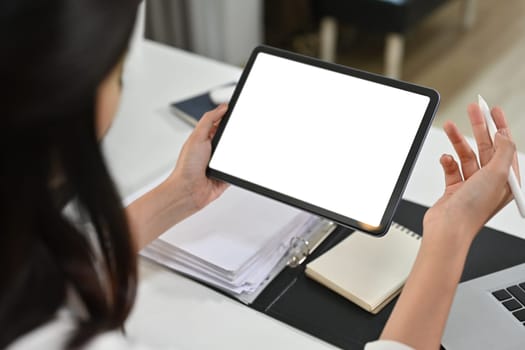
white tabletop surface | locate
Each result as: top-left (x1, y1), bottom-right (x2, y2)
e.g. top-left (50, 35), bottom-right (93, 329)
top-left (102, 40), bottom-right (525, 349)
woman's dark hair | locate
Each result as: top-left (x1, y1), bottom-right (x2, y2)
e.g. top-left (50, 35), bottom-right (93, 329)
top-left (1, 0), bottom-right (140, 348)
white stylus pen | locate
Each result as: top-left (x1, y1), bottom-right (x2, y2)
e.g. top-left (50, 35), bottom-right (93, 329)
top-left (478, 94), bottom-right (525, 218)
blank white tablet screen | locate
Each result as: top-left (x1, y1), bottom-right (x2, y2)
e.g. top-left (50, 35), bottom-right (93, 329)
top-left (209, 53), bottom-right (430, 227)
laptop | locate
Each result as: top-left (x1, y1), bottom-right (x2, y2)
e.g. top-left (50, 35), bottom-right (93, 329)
top-left (442, 262), bottom-right (525, 349)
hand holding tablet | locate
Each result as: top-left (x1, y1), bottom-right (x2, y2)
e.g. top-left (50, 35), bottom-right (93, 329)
top-left (207, 46), bottom-right (439, 235)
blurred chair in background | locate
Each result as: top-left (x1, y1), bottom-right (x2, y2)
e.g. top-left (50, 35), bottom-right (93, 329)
top-left (264, 0), bottom-right (317, 51)
top-left (314, 0), bottom-right (477, 79)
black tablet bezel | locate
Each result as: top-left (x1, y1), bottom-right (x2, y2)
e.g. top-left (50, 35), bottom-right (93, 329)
top-left (207, 45), bottom-right (439, 235)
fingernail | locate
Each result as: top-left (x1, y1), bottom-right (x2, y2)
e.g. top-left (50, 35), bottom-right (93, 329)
top-left (440, 153), bottom-right (452, 164)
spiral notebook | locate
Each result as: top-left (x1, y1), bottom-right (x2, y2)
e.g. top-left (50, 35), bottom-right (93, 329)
top-left (305, 223), bottom-right (421, 314)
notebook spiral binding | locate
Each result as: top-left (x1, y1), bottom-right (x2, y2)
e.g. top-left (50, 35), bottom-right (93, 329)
top-left (286, 221), bottom-right (419, 268)
top-left (392, 222), bottom-right (421, 240)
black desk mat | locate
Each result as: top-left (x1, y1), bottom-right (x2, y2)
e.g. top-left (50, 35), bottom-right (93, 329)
top-left (250, 199), bottom-right (525, 349)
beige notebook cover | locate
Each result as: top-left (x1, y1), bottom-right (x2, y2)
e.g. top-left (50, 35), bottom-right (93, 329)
top-left (305, 223), bottom-right (421, 314)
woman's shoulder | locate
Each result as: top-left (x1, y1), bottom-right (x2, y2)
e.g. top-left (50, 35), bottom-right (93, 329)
top-left (7, 308), bottom-right (165, 350)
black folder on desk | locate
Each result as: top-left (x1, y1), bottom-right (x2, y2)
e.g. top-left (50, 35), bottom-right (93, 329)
top-left (245, 199), bottom-right (525, 349)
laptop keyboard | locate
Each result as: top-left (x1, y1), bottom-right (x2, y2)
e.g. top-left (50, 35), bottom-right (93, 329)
top-left (492, 282), bottom-right (525, 325)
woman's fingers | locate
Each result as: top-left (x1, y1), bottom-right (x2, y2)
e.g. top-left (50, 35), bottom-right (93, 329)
top-left (193, 104), bottom-right (227, 141)
top-left (491, 106), bottom-right (520, 181)
top-left (440, 154), bottom-right (463, 188)
top-left (487, 130), bottom-right (516, 180)
top-left (467, 103), bottom-right (494, 166)
top-left (491, 107), bottom-right (510, 133)
top-left (444, 120), bottom-right (480, 179)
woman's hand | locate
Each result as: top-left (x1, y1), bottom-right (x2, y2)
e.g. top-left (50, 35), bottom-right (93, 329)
top-left (127, 105), bottom-right (229, 249)
top-left (380, 104), bottom-right (519, 349)
top-left (168, 104), bottom-right (229, 211)
top-left (423, 104), bottom-right (519, 246)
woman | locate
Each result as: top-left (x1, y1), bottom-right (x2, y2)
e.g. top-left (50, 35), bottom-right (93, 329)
top-left (2, 1), bottom-right (227, 348)
top-left (1, 1), bottom-right (520, 349)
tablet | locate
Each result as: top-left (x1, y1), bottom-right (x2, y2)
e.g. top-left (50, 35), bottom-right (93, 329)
top-left (208, 46), bottom-right (439, 235)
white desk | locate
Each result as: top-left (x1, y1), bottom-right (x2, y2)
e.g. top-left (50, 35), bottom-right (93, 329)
top-left (102, 40), bottom-right (525, 349)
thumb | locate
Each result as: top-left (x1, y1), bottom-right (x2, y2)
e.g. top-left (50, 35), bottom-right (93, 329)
top-left (488, 130), bottom-right (516, 173)
top-left (193, 104), bottom-right (228, 141)
top-left (440, 154), bottom-right (462, 188)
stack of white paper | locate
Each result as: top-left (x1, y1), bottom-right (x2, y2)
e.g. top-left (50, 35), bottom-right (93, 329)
top-left (140, 185), bottom-right (330, 303)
